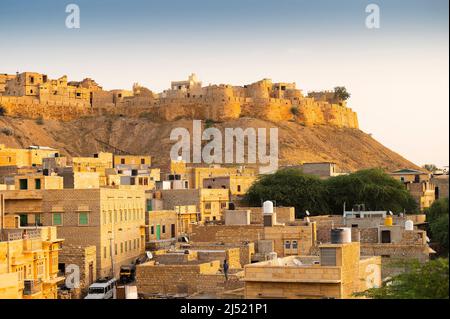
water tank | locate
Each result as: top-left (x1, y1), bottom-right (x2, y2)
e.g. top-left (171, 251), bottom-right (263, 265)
top-left (331, 228), bottom-right (352, 244)
top-left (405, 220), bottom-right (414, 231)
top-left (267, 252), bottom-right (277, 260)
top-left (263, 201), bottom-right (274, 214)
top-left (384, 216), bottom-right (393, 226)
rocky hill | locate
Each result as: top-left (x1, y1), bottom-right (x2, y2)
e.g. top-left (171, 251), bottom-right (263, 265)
top-left (0, 115), bottom-right (419, 172)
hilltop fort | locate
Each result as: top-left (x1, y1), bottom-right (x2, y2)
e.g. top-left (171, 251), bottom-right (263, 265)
top-left (0, 72), bottom-right (358, 128)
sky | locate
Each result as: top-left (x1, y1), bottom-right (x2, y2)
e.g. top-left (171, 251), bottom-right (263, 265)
top-left (0, 0), bottom-right (448, 167)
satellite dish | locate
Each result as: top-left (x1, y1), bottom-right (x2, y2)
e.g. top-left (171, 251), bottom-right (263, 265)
top-left (146, 251), bottom-right (153, 260)
top-left (305, 210), bottom-right (310, 216)
top-left (426, 236), bottom-right (430, 243)
top-left (388, 211), bottom-right (393, 216)
top-left (293, 258), bottom-right (303, 266)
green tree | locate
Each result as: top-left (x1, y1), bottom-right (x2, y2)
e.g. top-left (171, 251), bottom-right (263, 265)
top-left (334, 86), bottom-right (351, 101)
top-left (325, 169), bottom-right (417, 214)
top-left (426, 198), bottom-right (449, 256)
top-left (244, 168), bottom-right (329, 216)
top-left (357, 258), bottom-right (449, 299)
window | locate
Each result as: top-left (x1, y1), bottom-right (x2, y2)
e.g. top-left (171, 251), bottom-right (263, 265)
top-left (78, 212), bottom-right (89, 225)
top-left (151, 226), bottom-right (154, 235)
top-left (19, 214), bottom-right (28, 227)
top-left (35, 214), bottom-right (42, 226)
top-left (162, 225), bottom-right (166, 233)
top-left (35, 179), bottom-right (41, 190)
top-left (121, 158), bottom-right (125, 164)
top-left (120, 242), bottom-right (123, 253)
top-left (292, 240), bottom-right (298, 249)
top-left (220, 202), bottom-right (227, 209)
top-left (37, 261), bottom-right (44, 277)
top-left (115, 244), bottom-right (118, 255)
top-left (109, 211), bottom-right (112, 224)
top-left (284, 240), bottom-right (291, 249)
top-left (104, 246), bottom-right (107, 259)
top-left (237, 185), bottom-right (241, 192)
top-left (320, 248), bottom-right (337, 266)
top-left (53, 213), bottom-right (62, 226)
top-left (147, 200), bottom-right (152, 211)
top-left (141, 158), bottom-right (145, 164)
top-left (204, 203), bottom-right (211, 210)
top-left (17, 266), bottom-right (24, 281)
top-left (19, 179), bottom-right (28, 190)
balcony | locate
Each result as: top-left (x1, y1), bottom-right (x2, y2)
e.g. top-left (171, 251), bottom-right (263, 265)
top-left (23, 279), bottom-right (42, 297)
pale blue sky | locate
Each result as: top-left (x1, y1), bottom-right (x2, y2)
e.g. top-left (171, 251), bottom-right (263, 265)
top-left (0, 0), bottom-right (448, 167)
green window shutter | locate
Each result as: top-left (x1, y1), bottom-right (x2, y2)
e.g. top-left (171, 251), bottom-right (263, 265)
top-left (53, 213), bottom-right (62, 226)
top-left (147, 200), bottom-right (152, 211)
top-left (79, 213), bottom-right (89, 225)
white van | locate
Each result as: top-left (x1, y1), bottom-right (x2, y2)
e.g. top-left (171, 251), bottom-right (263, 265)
top-left (85, 278), bottom-right (117, 299)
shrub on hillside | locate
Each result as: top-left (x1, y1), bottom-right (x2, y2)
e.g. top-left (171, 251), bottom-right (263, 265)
top-left (1, 127), bottom-right (14, 136)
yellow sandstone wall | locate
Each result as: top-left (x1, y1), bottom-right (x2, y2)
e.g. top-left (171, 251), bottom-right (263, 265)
top-left (0, 90), bottom-right (358, 129)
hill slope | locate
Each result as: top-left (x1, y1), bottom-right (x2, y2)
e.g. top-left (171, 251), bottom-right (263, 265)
top-left (0, 116), bottom-right (419, 172)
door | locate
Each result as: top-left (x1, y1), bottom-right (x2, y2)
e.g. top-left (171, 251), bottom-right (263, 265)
top-left (20, 214), bottom-right (28, 227)
top-left (89, 262), bottom-right (94, 285)
top-left (171, 224), bottom-right (176, 238)
top-left (381, 230), bottom-right (391, 243)
top-left (156, 225), bottom-right (161, 240)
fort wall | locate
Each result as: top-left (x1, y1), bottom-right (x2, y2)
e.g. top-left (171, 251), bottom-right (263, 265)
top-left (0, 72), bottom-right (359, 128)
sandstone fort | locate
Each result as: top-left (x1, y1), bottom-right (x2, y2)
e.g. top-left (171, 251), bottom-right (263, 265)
top-left (0, 72), bottom-right (358, 128)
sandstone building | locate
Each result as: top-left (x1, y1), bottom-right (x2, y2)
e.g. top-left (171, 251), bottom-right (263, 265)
top-left (0, 212), bottom-right (64, 299)
top-left (243, 241), bottom-right (381, 299)
top-left (0, 188), bottom-right (147, 289)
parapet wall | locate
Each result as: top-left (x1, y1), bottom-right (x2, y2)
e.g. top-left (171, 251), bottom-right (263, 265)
top-left (0, 96), bottom-right (91, 121)
top-left (0, 84), bottom-right (358, 128)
